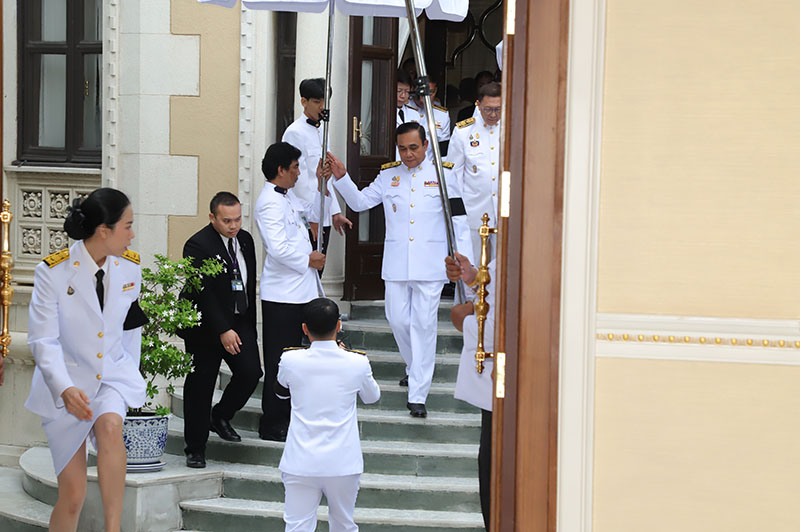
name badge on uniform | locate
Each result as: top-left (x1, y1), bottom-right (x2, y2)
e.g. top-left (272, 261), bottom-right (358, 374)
top-left (391, 176), bottom-right (401, 187)
top-left (122, 282), bottom-right (135, 291)
top-left (424, 180), bottom-right (439, 187)
top-left (231, 279), bottom-right (244, 292)
top-left (470, 140), bottom-right (480, 147)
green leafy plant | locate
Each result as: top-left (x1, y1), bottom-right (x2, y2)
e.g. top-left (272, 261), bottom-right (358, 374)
top-left (132, 254), bottom-right (222, 415)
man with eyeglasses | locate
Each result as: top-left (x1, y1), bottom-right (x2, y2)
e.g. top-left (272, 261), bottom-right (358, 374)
top-left (446, 81), bottom-right (502, 260)
top-left (396, 69), bottom-right (414, 128)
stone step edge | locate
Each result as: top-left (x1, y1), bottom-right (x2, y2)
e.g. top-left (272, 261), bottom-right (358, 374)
top-left (0, 467), bottom-right (50, 528)
top-left (180, 497), bottom-right (484, 528)
top-left (342, 320), bottom-right (460, 335)
top-left (217, 371), bottom-right (460, 395)
top-left (167, 416), bottom-right (479, 458)
top-left (171, 388), bottom-right (481, 427)
top-left (217, 350), bottom-right (462, 369)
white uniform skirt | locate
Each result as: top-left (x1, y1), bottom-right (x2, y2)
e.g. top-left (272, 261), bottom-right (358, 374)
top-left (42, 384), bottom-right (127, 477)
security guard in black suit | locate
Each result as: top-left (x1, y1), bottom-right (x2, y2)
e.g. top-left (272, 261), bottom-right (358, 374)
top-left (179, 192), bottom-right (263, 468)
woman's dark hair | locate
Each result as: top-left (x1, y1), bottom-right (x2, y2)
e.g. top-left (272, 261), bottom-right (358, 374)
top-left (63, 188), bottom-right (131, 240)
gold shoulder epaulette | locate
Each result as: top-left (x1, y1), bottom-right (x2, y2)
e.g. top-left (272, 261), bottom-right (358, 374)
top-left (433, 104), bottom-right (448, 112)
top-left (442, 161), bottom-right (454, 169)
top-left (283, 346), bottom-right (309, 352)
top-left (406, 103), bottom-right (419, 112)
top-left (42, 249), bottom-right (69, 268)
top-left (343, 347), bottom-right (367, 356)
top-left (381, 161), bottom-right (402, 171)
top-left (456, 117), bottom-right (475, 129)
top-left (122, 249), bottom-right (140, 264)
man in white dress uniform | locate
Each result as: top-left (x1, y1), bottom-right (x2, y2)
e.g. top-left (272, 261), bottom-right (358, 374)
top-left (282, 78), bottom-right (351, 259)
top-left (445, 252), bottom-right (495, 531)
top-left (276, 298), bottom-right (380, 531)
top-left (408, 75), bottom-right (452, 157)
top-left (446, 81), bottom-right (502, 262)
top-left (329, 122), bottom-right (472, 418)
top-left (255, 141), bottom-right (324, 441)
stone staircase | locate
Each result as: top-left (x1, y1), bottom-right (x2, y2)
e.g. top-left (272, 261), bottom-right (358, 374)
top-left (0, 300), bottom-right (484, 531)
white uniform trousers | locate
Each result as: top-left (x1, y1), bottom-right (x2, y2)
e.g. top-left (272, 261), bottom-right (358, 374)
top-left (384, 280), bottom-right (445, 404)
top-left (282, 472), bottom-right (361, 532)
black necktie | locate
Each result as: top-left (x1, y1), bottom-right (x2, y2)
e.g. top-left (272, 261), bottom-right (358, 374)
top-left (95, 270), bottom-right (104, 311)
top-left (228, 238), bottom-right (248, 313)
top-left (399, 108), bottom-right (405, 122)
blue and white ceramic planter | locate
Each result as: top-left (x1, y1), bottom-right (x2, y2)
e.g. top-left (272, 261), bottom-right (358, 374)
top-left (123, 414), bottom-right (169, 465)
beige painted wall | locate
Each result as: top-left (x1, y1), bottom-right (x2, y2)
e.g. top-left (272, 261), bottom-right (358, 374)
top-left (168, 0), bottom-right (240, 259)
top-left (598, 0), bottom-right (800, 319)
top-left (593, 357), bottom-right (800, 532)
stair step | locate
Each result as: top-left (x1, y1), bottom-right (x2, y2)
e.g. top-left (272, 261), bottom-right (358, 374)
top-left (219, 368), bottom-right (475, 413)
top-left (218, 351), bottom-right (461, 392)
top-left (166, 417), bottom-right (479, 478)
top-left (340, 320), bottom-right (463, 354)
top-left (348, 300), bottom-right (455, 322)
top-left (171, 389), bottom-right (480, 444)
top-left (219, 464), bottom-right (479, 513)
top-left (0, 467), bottom-right (50, 531)
top-left (180, 497), bottom-right (484, 531)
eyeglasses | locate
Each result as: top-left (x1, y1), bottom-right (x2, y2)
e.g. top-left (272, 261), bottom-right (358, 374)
top-left (397, 88), bottom-right (410, 95)
top-left (482, 107), bottom-right (502, 115)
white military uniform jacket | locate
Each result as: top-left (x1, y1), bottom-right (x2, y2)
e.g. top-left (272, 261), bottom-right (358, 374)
top-left (447, 116), bottom-right (500, 231)
top-left (333, 160), bottom-right (473, 282)
top-left (26, 241), bottom-right (146, 421)
top-left (281, 115), bottom-right (341, 227)
top-left (255, 183), bottom-right (321, 304)
top-left (454, 259), bottom-right (496, 412)
top-left (278, 340), bottom-right (380, 476)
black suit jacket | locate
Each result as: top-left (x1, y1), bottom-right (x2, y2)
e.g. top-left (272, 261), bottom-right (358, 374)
top-left (179, 224), bottom-right (258, 343)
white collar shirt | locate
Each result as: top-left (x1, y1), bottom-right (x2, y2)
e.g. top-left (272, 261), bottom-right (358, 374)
top-left (218, 233), bottom-right (248, 296)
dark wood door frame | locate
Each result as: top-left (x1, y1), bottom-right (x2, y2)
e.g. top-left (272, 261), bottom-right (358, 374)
top-left (492, 0), bottom-right (570, 530)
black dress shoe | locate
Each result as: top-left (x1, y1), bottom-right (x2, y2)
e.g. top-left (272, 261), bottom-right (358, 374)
top-left (407, 402), bottom-right (427, 418)
top-left (210, 413), bottom-right (242, 442)
top-left (186, 452), bottom-right (206, 469)
top-left (399, 375), bottom-right (409, 387)
top-left (258, 427), bottom-right (287, 442)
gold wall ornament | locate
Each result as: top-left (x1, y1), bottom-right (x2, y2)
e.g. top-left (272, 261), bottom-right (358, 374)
top-left (474, 213), bottom-right (498, 374)
top-left (597, 330), bottom-right (800, 349)
top-left (0, 200), bottom-right (14, 358)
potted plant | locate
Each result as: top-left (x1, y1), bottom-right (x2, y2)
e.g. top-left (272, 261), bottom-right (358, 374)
top-left (123, 254), bottom-right (222, 470)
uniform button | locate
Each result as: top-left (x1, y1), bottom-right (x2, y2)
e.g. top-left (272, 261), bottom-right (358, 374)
top-left (492, 177), bottom-right (496, 181)
top-left (409, 237), bottom-right (414, 241)
top-left (411, 188), bottom-right (416, 192)
top-left (490, 130), bottom-right (494, 134)
top-left (97, 353), bottom-right (103, 359)
top-left (96, 374), bottom-right (102, 380)
top-left (97, 332), bottom-right (103, 338)
top-left (410, 220), bottom-right (415, 224)
top-left (492, 193), bottom-right (496, 197)
top-left (490, 147), bottom-right (495, 150)
top-left (410, 203), bottom-right (415, 208)
top-left (491, 162), bottom-right (496, 165)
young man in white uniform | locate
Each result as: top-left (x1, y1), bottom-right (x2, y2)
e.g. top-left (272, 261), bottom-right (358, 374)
top-left (409, 76), bottom-right (452, 157)
top-left (282, 78), bottom-right (351, 258)
top-left (446, 81), bottom-right (502, 261)
top-left (328, 122), bottom-right (472, 418)
top-left (254, 142), bottom-right (324, 441)
top-left (276, 298), bottom-right (380, 532)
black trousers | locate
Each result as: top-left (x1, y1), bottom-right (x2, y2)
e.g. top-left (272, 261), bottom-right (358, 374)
top-left (479, 408), bottom-right (492, 530)
top-left (260, 300), bottom-right (307, 433)
top-left (183, 314), bottom-right (262, 455)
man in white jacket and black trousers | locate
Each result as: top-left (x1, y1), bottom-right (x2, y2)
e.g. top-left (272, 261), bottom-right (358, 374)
top-left (275, 297), bottom-right (381, 532)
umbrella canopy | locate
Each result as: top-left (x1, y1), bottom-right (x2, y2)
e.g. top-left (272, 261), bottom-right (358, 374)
top-left (198, 0), bottom-right (467, 21)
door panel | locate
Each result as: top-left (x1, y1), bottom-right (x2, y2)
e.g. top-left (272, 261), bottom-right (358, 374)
top-left (344, 16), bottom-right (398, 300)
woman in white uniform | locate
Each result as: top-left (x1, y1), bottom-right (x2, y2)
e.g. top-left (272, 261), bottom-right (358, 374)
top-left (25, 188), bottom-right (147, 532)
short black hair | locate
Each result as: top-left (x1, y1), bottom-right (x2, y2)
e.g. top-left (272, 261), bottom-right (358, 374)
top-left (262, 142), bottom-right (302, 181)
top-left (303, 298), bottom-right (340, 337)
top-left (475, 70), bottom-right (495, 84)
top-left (397, 69), bottom-right (412, 87)
top-left (210, 192), bottom-right (240, 215)
top-left (478, 81), bottom-right (502, 100)
top-left (299, 78), bottom-right (327, 100)
top-left (396, 121), bottom-right (426, 144)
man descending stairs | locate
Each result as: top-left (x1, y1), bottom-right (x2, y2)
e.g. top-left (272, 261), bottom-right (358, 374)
top-left (0, 299), bottom-right (484, 531)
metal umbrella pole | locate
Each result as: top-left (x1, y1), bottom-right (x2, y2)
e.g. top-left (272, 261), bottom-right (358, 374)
top-left (403, 0), bottom-right (467, 303)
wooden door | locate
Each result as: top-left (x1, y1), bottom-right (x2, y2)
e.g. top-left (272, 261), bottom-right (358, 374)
top-left (343, 16), bottom-right (398, 300)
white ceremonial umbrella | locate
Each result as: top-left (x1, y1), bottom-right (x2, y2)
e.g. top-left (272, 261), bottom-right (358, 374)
top-left (199, 0), bottom-right (470, 298)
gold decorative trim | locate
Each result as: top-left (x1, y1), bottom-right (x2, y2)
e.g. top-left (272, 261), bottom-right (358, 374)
top-left (597, 332), bottom-right (800, 349)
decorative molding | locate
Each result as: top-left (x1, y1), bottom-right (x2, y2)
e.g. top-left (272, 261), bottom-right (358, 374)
top-left (103, 0), bottom-right (120, 187)
top-left (596, 313), bottom-right (800, 365)
top-left (238, 7), bottom-right (256, 222)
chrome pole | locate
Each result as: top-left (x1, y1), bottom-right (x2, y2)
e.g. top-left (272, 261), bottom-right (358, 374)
top-left (403, 0), bottom-right (467, 302)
